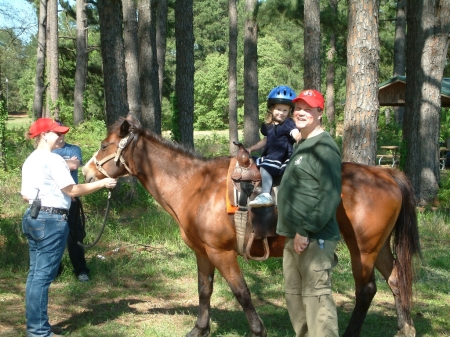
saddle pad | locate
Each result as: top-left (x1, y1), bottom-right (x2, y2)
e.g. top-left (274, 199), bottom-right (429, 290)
top-left (226, 158), bottom-right (239, 214)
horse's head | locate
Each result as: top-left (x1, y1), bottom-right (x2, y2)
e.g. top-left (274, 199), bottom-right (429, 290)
top-left (82, 115), bottom-right (141, 182)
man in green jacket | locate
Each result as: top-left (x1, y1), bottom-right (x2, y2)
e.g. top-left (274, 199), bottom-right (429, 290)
top-left (277, 89), bottom-right (342, 337)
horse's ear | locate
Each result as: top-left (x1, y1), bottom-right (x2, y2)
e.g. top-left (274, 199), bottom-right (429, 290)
top-left (126, 114), bottom-right (142, 134)
top-left (119, 119), bottom-right (131, 136)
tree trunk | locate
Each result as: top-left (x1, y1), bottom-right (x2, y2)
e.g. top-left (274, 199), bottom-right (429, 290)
top-left (33, 0), bottom-right (47, 120)
top-left (97, 0), bottom-right (129, 127)
top-left (325, 0), bottom-right (337, 137)
top-left (123, 0), bottom-right (142, 120)
top-left (175, 0), bottom-right (195, 148)
top-left (403, 0), bottom-right (450, 205)
top-left (243, 0), bottom-right (259, 148)
top-left (228, 0), bottom-right (238, 155)
top-left (74, 0), bottom-right (88, 125)
top-left (47, 0), bottom-right (59, 119)
top-left (98, 0), bottom-right (136, 200)
top-left (304, 0), bottom-right (321, 90)
top-left (138, 0), bottom-right (162, 134)
top-left (156, 0), bottom-right (168, 105)
top-left (342, 0), bottom-right (380, 165)
top-left (393, 0), bottom-right (407, 126)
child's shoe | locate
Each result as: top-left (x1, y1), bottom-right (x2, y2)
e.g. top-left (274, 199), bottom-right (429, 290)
top-left (248, 193), bottom-right (274, 207)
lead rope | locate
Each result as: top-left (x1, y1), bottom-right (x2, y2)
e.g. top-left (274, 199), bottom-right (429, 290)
top-left (77, 190), bottom-right (113, 249)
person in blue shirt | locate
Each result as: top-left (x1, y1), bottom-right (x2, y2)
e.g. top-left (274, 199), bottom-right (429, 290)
top-left (246, 86), bottom-right (301, 207)
top-left (52, 120), bottom-right (90, 282)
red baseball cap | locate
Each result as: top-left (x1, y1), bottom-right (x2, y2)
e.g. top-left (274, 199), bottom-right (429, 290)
top-left (292, 89), bottom-right (324, 110)
top-left (29, 118), bottom-right (70, 138)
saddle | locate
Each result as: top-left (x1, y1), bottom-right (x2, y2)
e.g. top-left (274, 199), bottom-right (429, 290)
top-left (230, 141), bottom-right (279, 261)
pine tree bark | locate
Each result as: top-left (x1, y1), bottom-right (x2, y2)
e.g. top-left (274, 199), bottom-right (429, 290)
top-left (342, 0), bottom-right (380, 165)
top-left (156, 0), bottom-right (168, 105)
top-left (74, 0), bottom-right (88, 125)
top-left (33, 0), bottom-right (47, 120)
top-left (403, 0), bottom-right (450, 205)
top-left (304, 0), bottom-right (321, 90)
top-left (47, 0), bottom-right (59, 119)
top-left (97, 0), bottom-right (129, 127)
top-left (123, 0), bottom-right (141, 120)
top-left (243, 0), bottom-right (259, 148)
top-left (228, 0), bottom-right (238, 155)
top-left (138, 0), bottom-right (162, 134)
top-left (175, 0), bottom-right (195, 148)
top-left (325, 0), bottom-right (337, 137)
top-left (393, 0), bottom-right (407, 126)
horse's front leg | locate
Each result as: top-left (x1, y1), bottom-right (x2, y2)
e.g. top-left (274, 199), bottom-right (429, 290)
top-left (187, 253), bottom-right (216, 337)
top-left (209, 249), bottom-right (267, 337)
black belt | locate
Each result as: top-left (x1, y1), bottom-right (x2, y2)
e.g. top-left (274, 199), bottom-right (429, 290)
top-left (40, 206), bottom-right (69, 215)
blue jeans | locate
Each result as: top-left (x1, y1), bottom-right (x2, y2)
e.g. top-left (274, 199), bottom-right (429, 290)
top-left (22, 208), bottom-right (69, 337)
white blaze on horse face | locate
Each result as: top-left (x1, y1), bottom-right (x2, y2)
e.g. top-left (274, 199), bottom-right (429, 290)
top-left (82, 151), bottom-right (99, 181)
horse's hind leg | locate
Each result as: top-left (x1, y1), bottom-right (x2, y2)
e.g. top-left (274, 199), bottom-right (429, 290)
top-left (187, 253), bottom-right (216, 337)
top-left (342, 253), bottom-right (377, 337)
top-left (375, 243), bottom-right (416, 337)
top-left (209, 249), bottom-right (267, 337)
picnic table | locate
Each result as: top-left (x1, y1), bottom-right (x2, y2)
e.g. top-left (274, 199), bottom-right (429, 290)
top-left (440, 147), bottom-right (450, 170)
top-left (377, 146), bottom-right (400, 167)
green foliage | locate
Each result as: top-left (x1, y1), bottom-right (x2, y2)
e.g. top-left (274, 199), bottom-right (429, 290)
top-left (193, 0), bottom-right (229, 60)
top-left (194, 53), bottom-right (229, 130)
top-left (4, 123), bottom-right (34, 170)
top-left (439, 108), bottom-right (450, 145)
top-left (0, 100), bottom-right (7, 169)
top-left (194, 133), bottom-right (230, 157)
top-left (377, 110), bottom-right (402, 147)
top-left (0, 26), bottom-right (35, 114)
top-left (437, 175), bottom-right (450, 210)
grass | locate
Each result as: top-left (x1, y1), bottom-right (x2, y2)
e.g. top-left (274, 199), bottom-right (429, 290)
top-left (5, 113), bottom-right (31, 128)
top-left (1, 122), bottom-right (450, 336)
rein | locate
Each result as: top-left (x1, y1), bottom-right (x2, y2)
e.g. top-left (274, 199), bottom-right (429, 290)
top-left (77, 190), bottom-right (113, 249)
top-left (81, 132), bottom-right (134, 248)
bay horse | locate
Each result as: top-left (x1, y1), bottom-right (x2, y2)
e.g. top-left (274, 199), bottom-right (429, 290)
top-left (82, 116), bottom-right (421, 337)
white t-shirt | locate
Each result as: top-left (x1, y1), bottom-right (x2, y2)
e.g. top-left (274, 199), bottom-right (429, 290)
top-left (21, 149), bottom-right (75, 209)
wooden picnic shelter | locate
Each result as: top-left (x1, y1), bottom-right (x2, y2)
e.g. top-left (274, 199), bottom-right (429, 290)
top-left (378, 75), bottom-right (450, 107)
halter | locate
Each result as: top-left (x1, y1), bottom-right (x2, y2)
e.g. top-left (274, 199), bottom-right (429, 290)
top-left (94, 133), bottom-right (134, 178)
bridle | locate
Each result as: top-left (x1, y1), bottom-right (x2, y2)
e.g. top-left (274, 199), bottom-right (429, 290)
top-left (80, 132), bottom-right (134, 249)
top-left (94, 132), bottom-right (135, 178)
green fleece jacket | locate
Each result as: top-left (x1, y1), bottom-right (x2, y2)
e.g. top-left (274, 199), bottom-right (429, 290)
top-left (276, 132), bottom-right (341, 241)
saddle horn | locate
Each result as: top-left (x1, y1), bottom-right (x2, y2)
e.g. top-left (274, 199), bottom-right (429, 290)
top-left (233, 141), bottom-right (251, 168)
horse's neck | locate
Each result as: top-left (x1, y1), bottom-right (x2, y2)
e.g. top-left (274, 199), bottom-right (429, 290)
top-left (133, 135), bottom-right (206, 213)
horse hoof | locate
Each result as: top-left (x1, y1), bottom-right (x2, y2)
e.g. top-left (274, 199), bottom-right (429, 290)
top-left (394, 324), bottom-right (416, 337)
top-left (186, 326), bottom-right (210, 337)
top-left (251, 332), bottom-right (267, 337)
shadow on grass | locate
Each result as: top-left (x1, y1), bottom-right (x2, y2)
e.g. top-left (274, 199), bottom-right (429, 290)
top-left (335, 291), bottom-right (433, 337)
top-left (48, 295), bottom-right (434, 337)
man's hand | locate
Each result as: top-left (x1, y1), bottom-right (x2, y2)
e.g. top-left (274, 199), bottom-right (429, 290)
top-left (293, 233), bottom-right (309, 254)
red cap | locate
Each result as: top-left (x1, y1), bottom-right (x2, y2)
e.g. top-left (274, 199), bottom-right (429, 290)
top-left (292, 89), bottom-right (324, 110)
top-left (29, 118), bottom-right (70, 139)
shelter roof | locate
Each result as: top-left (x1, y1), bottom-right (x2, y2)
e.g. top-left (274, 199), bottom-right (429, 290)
top-left (378, 76), bottom-right (450, 107)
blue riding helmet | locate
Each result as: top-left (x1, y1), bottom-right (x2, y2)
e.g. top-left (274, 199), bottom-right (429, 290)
top-left (267, 85), bottom-right (296, 110)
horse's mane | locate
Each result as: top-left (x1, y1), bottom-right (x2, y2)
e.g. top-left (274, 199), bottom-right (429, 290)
top-left (108, 115), bottom-right (226, 163)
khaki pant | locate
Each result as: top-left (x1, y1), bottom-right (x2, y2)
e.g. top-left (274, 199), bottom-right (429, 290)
top-left (283, 237), bottom-right (339, 337)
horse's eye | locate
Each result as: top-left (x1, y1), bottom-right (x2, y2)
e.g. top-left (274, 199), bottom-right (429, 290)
top-left (100, 143), bottom-right (107, 150)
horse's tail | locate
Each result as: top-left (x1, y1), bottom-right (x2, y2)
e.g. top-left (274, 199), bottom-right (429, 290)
top-left (389, 168), bottom-right (422, 312)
